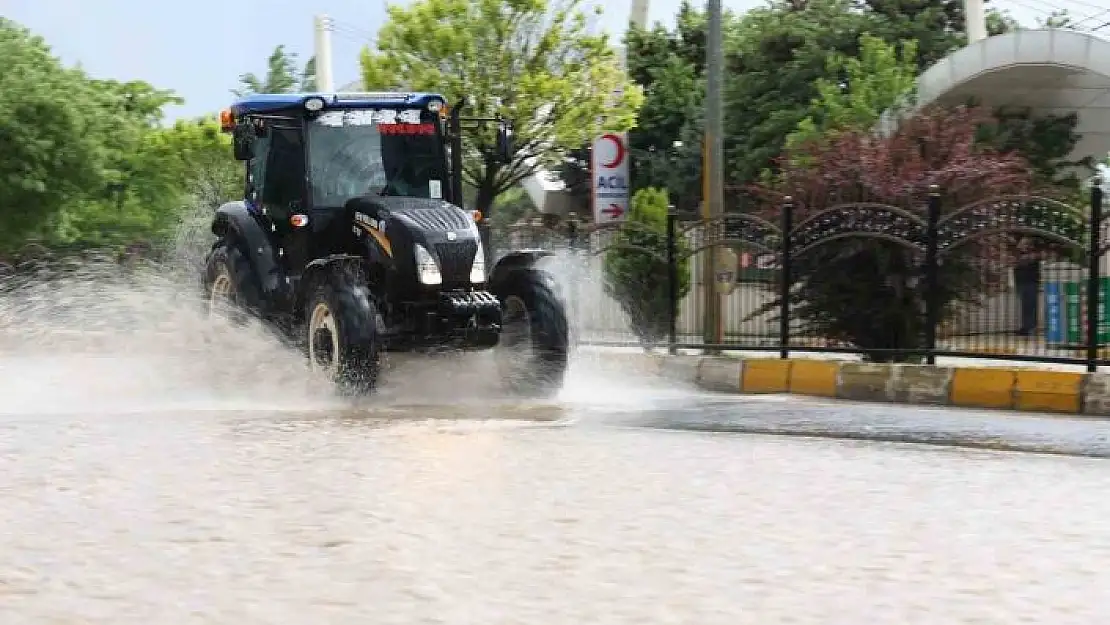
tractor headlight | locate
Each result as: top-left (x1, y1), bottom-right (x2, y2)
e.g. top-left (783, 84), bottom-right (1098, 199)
top-left (414, 244), bottom-right (442, 285)
top-left (470, 239), bottom-right (486, 283)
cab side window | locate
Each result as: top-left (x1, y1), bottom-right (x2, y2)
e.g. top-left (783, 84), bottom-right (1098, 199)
top-left (246, 132), bottom-right (271, 206)
top-left (261, 126), bottom-right (306, 223)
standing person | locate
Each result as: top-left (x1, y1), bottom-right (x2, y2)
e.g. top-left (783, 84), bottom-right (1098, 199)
top-left (1014, 237), bottom-right (1041, 336)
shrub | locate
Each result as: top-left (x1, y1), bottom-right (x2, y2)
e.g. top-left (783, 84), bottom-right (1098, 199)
top-left (603, 187), bottom-right (692, 348)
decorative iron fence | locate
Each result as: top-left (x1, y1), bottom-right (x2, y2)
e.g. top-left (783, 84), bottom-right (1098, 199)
top-left (505, 181), bottom-right (1109, 371)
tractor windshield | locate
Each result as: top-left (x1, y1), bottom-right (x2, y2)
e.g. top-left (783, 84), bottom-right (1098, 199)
top-left (307, 107), bottom-right (448, 208)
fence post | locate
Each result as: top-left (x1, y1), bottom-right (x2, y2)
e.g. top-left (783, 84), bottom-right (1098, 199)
top-left (667, 207), bottom-right (678, 355)
top-left (565, 214), bottom-right (581, 348)
top-left (924, 186), bottom-right (941, 366)
top-left (779, 197), bottom-right (793, 359)
top-left (1087, 178), bottom-right (1104, 373)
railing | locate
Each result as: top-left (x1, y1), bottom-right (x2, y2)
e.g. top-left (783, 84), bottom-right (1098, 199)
top-left (504, 181), bottom-right (1109, 371)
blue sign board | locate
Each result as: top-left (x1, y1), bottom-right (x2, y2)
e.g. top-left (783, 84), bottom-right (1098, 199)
top-left (1044, 282), bottom-right (1063, 344)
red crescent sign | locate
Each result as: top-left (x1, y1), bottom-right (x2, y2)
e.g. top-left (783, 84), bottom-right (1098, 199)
top-left (599, 133), bottom-right (626, 168)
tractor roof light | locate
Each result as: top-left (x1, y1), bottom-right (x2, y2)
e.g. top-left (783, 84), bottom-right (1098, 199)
top-left (304, 96), bottom-right (326, 112)
top-left (427, 99), bottom-right (443, 113)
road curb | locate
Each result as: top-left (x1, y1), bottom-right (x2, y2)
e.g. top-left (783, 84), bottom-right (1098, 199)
top-left (598, 352), bottom-right (1102, 417)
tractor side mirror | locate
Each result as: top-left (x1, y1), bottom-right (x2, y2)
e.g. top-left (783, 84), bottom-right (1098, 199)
top-left (496, 120), bottom-right (514, 164)
top-left (232, 123), bottom-right (256, 161)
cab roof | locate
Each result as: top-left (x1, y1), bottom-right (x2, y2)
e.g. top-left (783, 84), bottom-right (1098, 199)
top-left (229, 92), bottom-right (448, 116)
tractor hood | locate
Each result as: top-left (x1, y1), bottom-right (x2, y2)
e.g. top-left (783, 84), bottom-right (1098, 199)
top-left (343, 196), bottom-right (482, 290)
top-left (343, 196), bottom-right (482, 288)
top-left (345, 196), bottom-right (477, 244)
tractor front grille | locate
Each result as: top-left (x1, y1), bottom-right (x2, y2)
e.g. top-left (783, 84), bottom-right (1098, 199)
top-left (434, 240), bottom-right (478, 284)
top-left (392, 203), bottom-right (474, 231)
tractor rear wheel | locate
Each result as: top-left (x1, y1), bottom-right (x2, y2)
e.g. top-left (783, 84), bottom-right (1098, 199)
top-left (492, 268), bottom-right (569, 397)
top-left (204, 239), bottom-right (262, 324)
top-left (305, 268), bottom-right (382, 395)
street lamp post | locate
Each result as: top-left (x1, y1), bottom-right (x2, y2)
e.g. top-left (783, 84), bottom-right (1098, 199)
top-left (313, 14), bottom-right (335, 92)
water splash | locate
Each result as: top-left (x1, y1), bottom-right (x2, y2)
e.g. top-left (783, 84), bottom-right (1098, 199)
top-left (0, 201), bottom-right (333, 416)
top-left (0, 203), bottom-right (692, 417)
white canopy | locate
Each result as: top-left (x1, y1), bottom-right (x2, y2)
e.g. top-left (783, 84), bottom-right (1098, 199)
top-left (916, 28), bottom-right (1110, 173)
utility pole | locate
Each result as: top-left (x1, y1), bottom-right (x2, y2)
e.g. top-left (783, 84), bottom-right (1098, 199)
top-left (964, 0), bottom-right (987, 43)
top-left (702, 0), bottom-right (724, 351)
top-left (629, 0), bottom-right (650, 29)
top-left (314, 14), bottom-right (335, 92)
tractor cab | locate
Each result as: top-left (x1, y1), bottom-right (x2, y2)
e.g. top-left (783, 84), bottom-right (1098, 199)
top-left (218, 92), bottom-right (510, 273)
top-left (222, 92), bottom-right (452, 204)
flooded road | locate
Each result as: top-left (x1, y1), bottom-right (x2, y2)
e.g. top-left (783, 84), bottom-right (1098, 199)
top-left (3, 353), bottom-right (1110, 624)
top-left (4, 263), bottom-right (1110, 623)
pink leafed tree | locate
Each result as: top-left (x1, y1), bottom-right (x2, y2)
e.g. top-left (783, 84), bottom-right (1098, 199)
top-left (745, 104), bottom-right (1080, 362)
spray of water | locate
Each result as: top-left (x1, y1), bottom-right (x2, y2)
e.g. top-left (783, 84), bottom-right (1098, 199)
top-left (0, 201), bottom-right (689, 418)
top-left (0, 203), bottom-right (334, 416)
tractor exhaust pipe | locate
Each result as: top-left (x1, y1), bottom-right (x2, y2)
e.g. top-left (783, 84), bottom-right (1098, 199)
top-left (449, 98), bottom-right (466, 209)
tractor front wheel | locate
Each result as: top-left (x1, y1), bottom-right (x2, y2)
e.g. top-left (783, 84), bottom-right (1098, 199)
top-left (305, 269), bottom-right (382, 395)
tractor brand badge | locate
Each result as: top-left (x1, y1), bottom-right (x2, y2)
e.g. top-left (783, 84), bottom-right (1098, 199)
top-left (352, 212), bottom-right (394, 258)
top-left (446, 231), bottom-right (457, 241)
top-left (290, 214), bottom-right (309, 228)
top-left (354, 212), bottom-right (385, 232)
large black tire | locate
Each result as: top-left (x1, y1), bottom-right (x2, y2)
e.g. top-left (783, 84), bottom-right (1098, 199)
top-left (492, 268), bottom-right (570, 397)
top-left (304, 267), bottom-right (382, 395)
top-left (203, 239), bottom-right (262, 324)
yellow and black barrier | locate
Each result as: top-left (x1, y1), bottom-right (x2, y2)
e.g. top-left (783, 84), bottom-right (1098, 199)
top-left (595, 352), bottom-right (1100, 416)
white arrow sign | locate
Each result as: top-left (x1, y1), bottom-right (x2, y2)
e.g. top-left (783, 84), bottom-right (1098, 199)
top-left (590, 132), bottom-right (629, 224)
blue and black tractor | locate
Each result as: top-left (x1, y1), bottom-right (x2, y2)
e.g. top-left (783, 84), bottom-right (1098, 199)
top-left (202, 91), bottom-right (568, 395)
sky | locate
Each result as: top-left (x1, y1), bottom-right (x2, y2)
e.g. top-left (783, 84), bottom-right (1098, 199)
top-left (4, 0), bottom-right (1058, 122)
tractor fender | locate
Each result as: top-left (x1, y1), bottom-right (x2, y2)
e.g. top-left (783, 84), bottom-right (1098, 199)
top-left (489, 249), bottom-right (554, 291)
top-left (211, 201), bottom-right (282, 295)
top-left (300, 254), bottom-right (366, 300)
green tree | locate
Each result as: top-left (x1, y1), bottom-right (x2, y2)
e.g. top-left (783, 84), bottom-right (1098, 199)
top-left (603, 187), bottom-right (691, 348)
top-left (1, 17), bottom-right (247, 260)
top-left (484, 186), bottom-right (534, 230)
top-left (0, 18), bottom-right (104, 251)
top-left (555, 145), bottom-right (591, 213)
top-left (48, 115), bottom-right (236, 251)
top-left (621, 0), bottom-right (1018, 195)
top-left (978, 107), bottom-right (1092, 189)
top-left (359, 0), bottom-right (644, 217)
top-left (625, 0), bottom-right (712, 154)
top-left (234, 45), bottom-right (317, 96)
top-left (617, 1), bottom-right (723, 207)
top-left (722, 0), bottom-right (874, 188)
top-left (786, 34), bottom-right (919, 154)
top-left (82, 79), bottom-right (183, 205)
top-left (47, 78), bottom-right (209, 251)
top-left (560, 42), bottom-right (699, 210)
top-left (134, 117), bottom-right (241, 209)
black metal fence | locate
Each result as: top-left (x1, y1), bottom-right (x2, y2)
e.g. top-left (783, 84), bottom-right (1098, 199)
top-left (508, 181), bottom-right (1108, 370)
